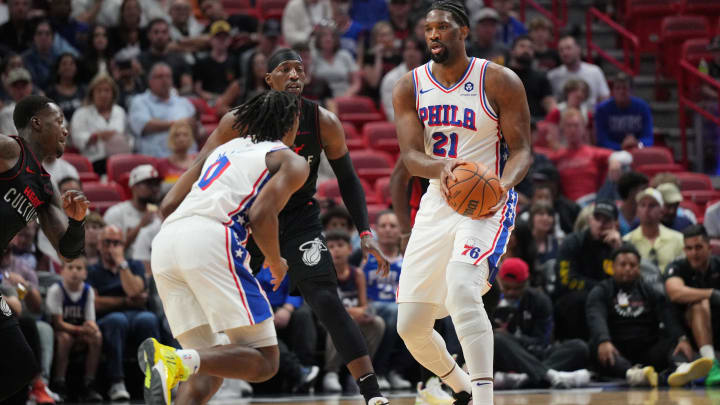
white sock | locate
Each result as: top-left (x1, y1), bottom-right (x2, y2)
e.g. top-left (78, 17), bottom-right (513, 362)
top-left (176, 349), bottom-right (201, 374)
top-left (472, 380), bottom-right (493, 405)
top-left (441, 364), bottom-right (472, 394)
top-left (700, 345), bottom-right (716, 360)
top-left (545, 369), bottom-right (559, 383)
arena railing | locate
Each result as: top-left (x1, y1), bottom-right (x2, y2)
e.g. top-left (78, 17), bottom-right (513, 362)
top-left (586, 7), bottom-right (640, 76)
top-left (678, 59), bottom-right (720, 166)
top-left (518, 0), bottom-right (567, 43)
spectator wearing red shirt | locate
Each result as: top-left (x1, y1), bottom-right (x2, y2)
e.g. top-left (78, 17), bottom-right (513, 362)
top-left (548, 108), bottom-right (612, 204)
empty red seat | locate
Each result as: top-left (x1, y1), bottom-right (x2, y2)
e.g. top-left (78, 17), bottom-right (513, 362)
top-left (630, 146), bottom-right (675, 167)
top-left (681, 0), bottom-right (720, 32)
top-left (681, 190), bottom-right (720, 206)
top-left (374, 176), bottom-right (391, 205)
top-left (221, 0), bottom-right (260, 17)
top-left (625, 0), bottom-right (682, 53)
top-left (363, 122), bottom-right (399, 154)
top-left (316, 178), bottom-right (379, 204)
top-left (257, 0), bottom-right (287, 19)
top-left (335, 96), bottom-right (384, 131)
top-left (341, 121), bottom-right (366, 150)
top-left (635, 163), bottom-right (685, 177)
top-left (62, 153), bottom-right (94, 173)
top-left (83, 182), bottom-right (125, 214)
top-left (350, 149), bottom-right (394, 186)
top-left (79, 172), bottom-right (100, 183)
top-left (675, 172), bottom-right (713, 190)
top-left (106, 154), bottom-right (158, 198)
top-left (658, 15), bottom-right (710, 80)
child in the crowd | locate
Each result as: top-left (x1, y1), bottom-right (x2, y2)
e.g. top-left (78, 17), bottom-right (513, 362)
top-left (45, 256), bottom-right (103, 401)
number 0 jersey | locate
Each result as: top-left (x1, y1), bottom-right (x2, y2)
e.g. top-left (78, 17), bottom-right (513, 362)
top-left (412, 58), bottom-right (509, 187)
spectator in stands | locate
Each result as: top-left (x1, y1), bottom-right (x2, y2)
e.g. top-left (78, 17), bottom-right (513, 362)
top-left (139, 18), bottom-right (192, 93)
top-left (0, 53), bottom-right (27, 103)
top-left (329, 0), bottom-right (365, 57)
top-left (542, 79), bottom-right (593, 149)
top-left (290, 42), bottom-right (334, 106)
top-left (321, 205), bottom-right (360, 250)
top-left (0, 0), bottom-right (33, 53)
top-left (349, 0), bottom-right (388, 30)
top-left (103, 164), bottom-right (162, 256)
top-left (493, 258), bottom-right (590, 389)
top-left (623, 188), bottom-right (684, 272)
top-left (113, 51), bottom-right (146, 110)
top-left (108, 0), bottom-right (147, 57)
top-left (167, 0), bottom-right (206, 54)
top-left (129, 62), bottom-right (196, 157)
top-left (88, 225), bottom-right (159, 401)
top-left (236, 51), bottom-right (269, 103)
top-left (282, 0), bottom-right (330, 47)
top-left (657, 182), bottom-right (694, 232)
top-left (530, 200), bottom-right (561, 266)
top-left (23, 20), bottom-right (60, 92)
top-left (507, 35), bottom-right (555, 122)
top-left (58, 176), bottom-right (81, 194)
top-left (548, 35), bottom-right (609, 109)
top-left (49, 0), bottom-right (88, 52)
top-left (362, 211), bottom-right (411, 390)
top-left (616, 171), bottom-right (649, 236)
top-left (587, 244), bottom-right (707, 387)
top-left (0, 67), bottom-right (33, 134)
top-left (192, 20), bottom-right (239, 104)
top-left (157, 120), bottom-right (195, 185)
top-left (314, 25), bottom-right (361, 98)
top-left (493, 0), bottom-right (527, 47)
top-left (71, 73), bottom-right (129, 174)
top-left (665, 225), bottom-right (720, 385)
top-left (199, 0), bottom-right (259, 53)
top-left (527, 16), bottom-right (559, 71)
top-left (529, 164), bottom-right (580, 235)
top-left (595, 73), bottom-right (653, 151)
top-left (46, 53), bottom-right (85, 120)
top-left (706, 201), bottom-right (720, 239)
top-left (548, 108), bottom-right (612, 203)
top-left (80, 25), bottom-right (113, 82)
top-left (84, 211), bottom-right (105, 267)
top-left (380, 37), bottom-right (424, 121)
top-left (650, 173), bottom-right (698, 224)
top-left (70, 0), bottom-right (123, 27)
top-left (411, 15), bottom-right (425, 43)
top-left (467, 8), bottom-right (508, 66)
top-left (553, 200), bottom-right (621, 340)
top-left (240, 19), bottom-right (282, 76)
top-left (388, 0), bottom-right (411, 40)
top-left (324, 230), bottom-right (385, 393)
top-left (46, 256), bottom-right (103, 402)
top-left (361, 21), bottom-right (401, 100)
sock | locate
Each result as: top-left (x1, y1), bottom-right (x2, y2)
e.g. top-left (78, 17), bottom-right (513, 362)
top-left (545, 369), bottom-right (559, 383)
top-left (356, 372), bottom-right (382, 403)
top-left (441, 364), bottom-right (472, 394)
top-left (700, 345), bottom-right (716, 360)
top-left (176, 349), bottom-right (201, 374)
top-left (471, 379), bottom-right (493, 405)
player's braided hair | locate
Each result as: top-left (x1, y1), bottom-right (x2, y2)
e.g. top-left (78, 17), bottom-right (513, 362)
top-left (428, 0), bottom-right (469, 27)
top-left (231, 90), bottom-right (300, 143)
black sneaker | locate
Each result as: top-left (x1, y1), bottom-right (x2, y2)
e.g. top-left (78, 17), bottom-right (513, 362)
top-left (452, 391), bottom-right (472, 405)
top-left (79, 382), bottom-right (103, 402)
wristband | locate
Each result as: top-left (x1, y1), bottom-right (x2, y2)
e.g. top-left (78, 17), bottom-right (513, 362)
top-left (359, 230), bottom-right (372, 238)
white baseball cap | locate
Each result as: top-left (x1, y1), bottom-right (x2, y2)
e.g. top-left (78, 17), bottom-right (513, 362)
top-left (129, 164), bottom-right (161, 187)
top-left (635, 187), bottom-right (664, 207)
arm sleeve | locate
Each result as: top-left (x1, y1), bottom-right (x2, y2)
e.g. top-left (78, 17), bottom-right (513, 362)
top-left (45, 284), bottom-right (63, 316)
top-left (586, 284), bottom-right (611, 344)
top-left (640, 102), bottom-right (654, 146)
top-left (555, 234), bottom-right (596, 292)
top-left (328, 152), bottom-right (370, 232)
top-left (85, 287), bottom-right (96, 322)
top-left (59, 218), bottom-right (86, 259)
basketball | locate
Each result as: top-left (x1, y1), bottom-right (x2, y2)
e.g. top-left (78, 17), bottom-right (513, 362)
top-left (446, 162), bottom-right (503, 219)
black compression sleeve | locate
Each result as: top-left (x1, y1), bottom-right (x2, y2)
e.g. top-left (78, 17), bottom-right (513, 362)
top-left (59, 218), bottom-right (85, 259)
top-left (328, 152), bottom-right (370, 232)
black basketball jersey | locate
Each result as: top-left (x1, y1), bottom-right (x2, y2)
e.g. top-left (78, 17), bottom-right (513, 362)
top-left (0, 136), bottom-right (54, 253)
top-left (282, 98), bottom-right (322, 213)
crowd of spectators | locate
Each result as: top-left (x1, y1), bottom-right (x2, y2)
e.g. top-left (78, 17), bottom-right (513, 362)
top-left (1, 0), bottom-right (720, 402)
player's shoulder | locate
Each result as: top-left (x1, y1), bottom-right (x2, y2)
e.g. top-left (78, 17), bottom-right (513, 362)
top-left (0, 133), bottom-right (20, 160)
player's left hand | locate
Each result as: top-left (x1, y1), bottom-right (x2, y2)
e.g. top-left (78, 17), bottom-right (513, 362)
top-left (361, 234), bottom-right (390, 277)
top-left (62, 190), bottom-right (90, 221)
top-left (477, 184), bottom-right (508, 219)
top-left (268, 257), bottom-right (289, 291)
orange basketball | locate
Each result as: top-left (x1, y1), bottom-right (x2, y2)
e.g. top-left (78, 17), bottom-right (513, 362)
top-left (446, 162), bottom-right (503, 219)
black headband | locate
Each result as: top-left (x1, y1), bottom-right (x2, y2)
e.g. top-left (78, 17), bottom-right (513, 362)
top-left (267, 49), bottom-right (303, 73)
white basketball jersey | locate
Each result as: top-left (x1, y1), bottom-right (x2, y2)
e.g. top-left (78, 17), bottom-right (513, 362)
top-left (412, 58), bottom-right (508, 187)
top-left (164, 137), bottom-right (287, 229)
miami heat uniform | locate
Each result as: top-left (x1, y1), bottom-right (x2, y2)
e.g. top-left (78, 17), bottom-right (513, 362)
top-left (397, 58), bottom-right (518, 313)
top-left (151, 137), bottom-right (286, 346)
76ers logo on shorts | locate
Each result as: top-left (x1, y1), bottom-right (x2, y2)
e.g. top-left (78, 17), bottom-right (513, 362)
top-left (461, 237), bottom-right (482, 259)
top-left (1, 296), bottom-right (12, 317)
top-left (299, 238), bottom-right (328, 266)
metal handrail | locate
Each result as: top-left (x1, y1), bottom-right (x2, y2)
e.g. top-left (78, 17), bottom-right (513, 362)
top-left (586, 7), bottom-right (640, 76)
top-left (518, 0), bottom-right (567, 43)
top-left (678, 59), bottom-right (720, 166)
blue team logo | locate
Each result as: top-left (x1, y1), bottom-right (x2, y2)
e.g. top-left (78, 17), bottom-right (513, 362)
top-left (464, 82), bottom-right (474, 92)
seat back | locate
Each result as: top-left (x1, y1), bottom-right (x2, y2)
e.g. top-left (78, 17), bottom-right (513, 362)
top-left (625, 0), bottom-right (682, 53)
top-left (61, 153), bottom-right (94, 173)
top-left (630, 146), bottom-right (675, 167)
top-left (675, 171), bottom-right (713, 190)
top-left (659, 15), bottom-right (710, 79)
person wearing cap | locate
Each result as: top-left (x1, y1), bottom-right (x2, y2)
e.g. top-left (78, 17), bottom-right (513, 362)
top-left (0, 67), bottom-right (34, 135)
top-left (492, 258), bottom-right (591, 389)
top-left (138, 18), bottom-right (192, 93)
top-left (665, 224), bottom-right (720, 386)
top-left (281, 0), bottom-right (331, 47)
top-left (622, 187), bottom-right (684, 272)
top-left (595, 72), bottom-right (654, 151)
top-left (103, 164), bottom-right (162, 257)
top-left (87, 224), bottom-right (160, 400)
top-left (553, 199), bottom-right (622, 341)
top-left (238, 19), bottom-right (282, 78)
top-left (586, 243), bottom-right (709, 387)
top-left (657, 182), bottom-right (695, 232)
top-left (467, 7), bottom-right (508, 65)
top-left (192, 20), bottom-right (240, 104)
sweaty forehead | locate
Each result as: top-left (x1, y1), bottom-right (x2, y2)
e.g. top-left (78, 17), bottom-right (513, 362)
top-left (425, 10), bottom-right (457, 25)
top-left (271, 60), bottom-right (302, 73)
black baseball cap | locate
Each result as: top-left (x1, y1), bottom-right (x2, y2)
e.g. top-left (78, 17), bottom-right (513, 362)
top-left (593, 200), bottom-right (618, 220)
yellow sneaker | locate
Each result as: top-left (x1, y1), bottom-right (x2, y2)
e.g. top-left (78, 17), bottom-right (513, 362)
top-left (138, 338), bottom-right (191, 405)
top-left (668, 357), bottom-right (713, 387)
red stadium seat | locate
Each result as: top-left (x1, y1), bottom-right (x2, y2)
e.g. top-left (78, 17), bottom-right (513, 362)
top-left (106, 154), bottom-right (158, 198)
top-left (61, 153), bottom-right (94, 173)
top-left (680, 0), bottom-right (720, 33)
top-left (83, 182), bottom-right (125, 214)
top-left (374, 176), bottom-right (391, 205)
top-left (630, 146), bottom-right (675, 167)
top-left (635, 163), bottom-right (685, 177)
top-left (675, 172), bottom-right (713, 190)
top-left (367, 204), bottom-right (389, 226)
top-left (221, 0), bottom-right (260, 17)
top-left (624, 0), bottom-right (682, 53)
top-left (679, 199), bottom-right (703, 219)
top-left (681, 38), bottom-right (713, 100)
top-left (681, 190), bottom-right (720, 207)
top-left (335, 96), bottom-right (384, 131)
top-left (363, 122), bottom-right (399, 154)
top-left (349, 149), bottom-right (394, 186)
top-left (79, 172), bottom-right (100, 183)
top-left (257, 0), bottom-right (287, 20)
top-left (658, 15), bottom-right (710, 80)
top-left (316, 178), bottom-right (379, 204)
top-left (342, 121), bottom-right (366, 150)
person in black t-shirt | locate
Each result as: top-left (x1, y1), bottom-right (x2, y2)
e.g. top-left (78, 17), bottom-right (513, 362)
top-left (527, 16), bottom-right (560, 72)
top-left (507, 35), bottom-right (555, 123)
top-left (587, 244), bottom-right (712, 387)
top-left (139, 19), bottom-right (192, 93)
top-left (0, 95), bottom-right (89, 402)
top-left (192, 20), bottom-right (240, 104)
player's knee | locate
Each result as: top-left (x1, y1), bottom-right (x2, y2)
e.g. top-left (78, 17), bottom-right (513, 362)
top-left (568, 339), bottom-right (590, 361)
top-left (397, 307), bottom-right (429, 345)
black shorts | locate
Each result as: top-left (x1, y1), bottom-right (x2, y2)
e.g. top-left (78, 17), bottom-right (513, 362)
top-left (0, 296), bottom-right (38, 401)
top-left (248, 199), bottom-right (337, 294)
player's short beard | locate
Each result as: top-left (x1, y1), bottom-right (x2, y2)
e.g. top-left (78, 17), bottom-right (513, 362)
top-left (430, 46), bottom-right (450, 64)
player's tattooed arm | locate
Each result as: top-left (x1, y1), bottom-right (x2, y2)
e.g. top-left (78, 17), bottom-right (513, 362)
top-left (160, 111), bottom-right (240, 218)
top-left (0, 134), bottom-right (20, 173)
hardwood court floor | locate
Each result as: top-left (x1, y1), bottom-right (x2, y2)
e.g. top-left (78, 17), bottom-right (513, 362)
top-left (207, 388), bottom-right (720, 405)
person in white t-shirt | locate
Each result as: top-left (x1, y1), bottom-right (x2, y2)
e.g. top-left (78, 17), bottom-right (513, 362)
top-left (547, 35), bottom-right (609, 110)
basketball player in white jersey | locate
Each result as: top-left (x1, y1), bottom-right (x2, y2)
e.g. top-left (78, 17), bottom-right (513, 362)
top-left (392, 1), bottom-right (532, 404)
top-left (137, 91), bottom-right (309, 405)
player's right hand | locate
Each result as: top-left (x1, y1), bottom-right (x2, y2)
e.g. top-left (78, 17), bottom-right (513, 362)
top-left (268, 258), bottom-right (289, 291)
top-left (439, 159), bottom-right (469, 201)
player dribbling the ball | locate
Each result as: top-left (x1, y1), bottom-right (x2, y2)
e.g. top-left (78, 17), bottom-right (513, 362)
top-left (391, 1), bottom-right (532, 405)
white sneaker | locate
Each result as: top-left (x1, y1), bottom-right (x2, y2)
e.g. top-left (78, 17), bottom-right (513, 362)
top-left (626, 365), bottom-right (658, 387)
top-left (108, 381), bottom-right (131, 401)
top-left (549, 369), bottom-right (590, 389)
top-left (668, 357), bottom-right (713, 387)
top-left (237, 379), bottom-right (253, 396)
top-left (377, 375), bottom-right (391, 390)
top-left (415, 377), bottom-right (454, 405)
top-left (388, 370), bottom-right (411, 389)
top-left (214, 379), bottom-right (241, 399)
top-left (323, 372), bottom-right (342, 393)
top-left (494, 372), bottom-right (528, 389)
top-left (368, 396), bottom-right (390, 405)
